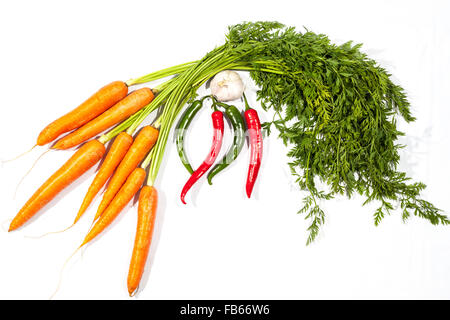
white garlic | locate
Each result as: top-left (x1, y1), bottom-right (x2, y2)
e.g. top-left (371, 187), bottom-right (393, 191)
top-left (210, 70), bottom-right (244, 102)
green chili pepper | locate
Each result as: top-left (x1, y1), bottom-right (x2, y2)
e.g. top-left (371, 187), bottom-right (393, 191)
top-left (175, 95), bottom-right (210, 174)
top-left (207, 98), bottom-right (246, 185)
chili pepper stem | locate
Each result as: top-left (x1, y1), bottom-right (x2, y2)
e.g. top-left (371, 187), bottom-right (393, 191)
top-left (211, 95), bottom-right (219, 111)
top-left (242, 92), bottom-right (250, 111)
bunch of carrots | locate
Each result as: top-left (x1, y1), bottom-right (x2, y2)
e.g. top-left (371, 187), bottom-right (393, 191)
top-left (7, 54), bottom-right (263, 296)
top-left (9, 80), bottom-right (162, 296)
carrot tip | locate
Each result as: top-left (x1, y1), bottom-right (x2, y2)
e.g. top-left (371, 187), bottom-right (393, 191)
top-left (1, 144), bottom-right (37, 163)
top-left (2, 219), bottom-right (14, 232)
top-left (129, 288), bottom-right (138, 297)
top-left (24, 223), bottom-right (76, 239)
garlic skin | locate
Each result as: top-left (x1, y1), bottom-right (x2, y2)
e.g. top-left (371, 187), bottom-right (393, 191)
top-left (210, 70), bottom-right (244, 102)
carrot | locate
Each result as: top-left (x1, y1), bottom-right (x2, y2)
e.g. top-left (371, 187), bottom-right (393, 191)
top-left (37, 81), bottom-right (128, 146)
top-left (8, 140), bottom-right (105, 231)
top-left (52, 88), bottom-right (154, 150)
top-left (94, 125), bottom-right (159, 220)
top-left (74, 132), bottom-right (134, 224)
top-left (80, 167), bottom-right (146, 247)
top-left (127, 185), bottom-right (158, 296)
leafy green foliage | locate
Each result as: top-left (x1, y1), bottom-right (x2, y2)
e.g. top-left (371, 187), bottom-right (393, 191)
top-left (222, 21), bottom-right (448, 243)
top-left (147, 21), bottom-right (447, 244)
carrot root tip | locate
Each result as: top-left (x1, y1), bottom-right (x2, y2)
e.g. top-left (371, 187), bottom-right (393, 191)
top-left (49, 246), bottom-right (82, 300)
top-left (1, 144), bottom-right (38, 163)
top-left (2, 219), bottom-right (13, 232)
top-left (24, 223), bottom-right (76, 239)
top-left (129, 286), bottom-right (139, 297)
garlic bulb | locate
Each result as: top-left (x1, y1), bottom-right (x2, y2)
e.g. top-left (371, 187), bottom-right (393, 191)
top-left (210, 70), bottom-right (244, 102)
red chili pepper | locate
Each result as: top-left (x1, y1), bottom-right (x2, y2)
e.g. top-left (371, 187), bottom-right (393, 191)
top-left (180, 110), bottom-right (224, 204)
top-left (243, 93), bottom-right (262, 198)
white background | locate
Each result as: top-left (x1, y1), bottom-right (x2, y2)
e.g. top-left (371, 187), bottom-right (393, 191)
top-left (1, 0), bottom-right (449, 300)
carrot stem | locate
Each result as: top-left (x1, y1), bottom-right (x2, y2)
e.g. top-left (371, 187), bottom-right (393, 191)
top-left (125, 61), bottom-right (197, 86)
top-left (140, 148), bottom-right (155, 172)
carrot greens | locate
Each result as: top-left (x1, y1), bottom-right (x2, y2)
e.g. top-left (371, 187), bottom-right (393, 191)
top-left (140, 21), bottom-right (449, 243)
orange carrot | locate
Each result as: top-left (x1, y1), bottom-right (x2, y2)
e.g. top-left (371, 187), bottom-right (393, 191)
top-left (37, 81), bottom-right (128, 146)
top-left (127, 185), bottom-right (158, 296)
top-left (94, 126), bottom-right (159, 220)
top-left (52, 88), bottom-right (154, 150)
top-left (9, 140), bottom-right (105, 231)
top-left (74, 132), bottom-right (133, 224)
top-left (80, 167), bottom-right (146, 247)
